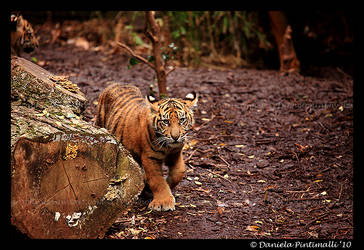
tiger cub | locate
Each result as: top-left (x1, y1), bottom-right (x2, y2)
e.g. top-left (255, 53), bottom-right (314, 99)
top-left (10, 14), bottom-right (39, 56)
top-left (96, 83), bottom-right (197, 211)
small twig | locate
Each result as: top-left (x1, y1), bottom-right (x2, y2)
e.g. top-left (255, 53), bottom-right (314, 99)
top-left (204, 168), bottom-right (231, 183)
top-left (116, 41), bottom-right (155, 70)
top-left (185, 147), bottom-right (199, 162)
top-left (194, 114), bottom-right (216, 132)
top-left (197, 135), bottom-right (217, 142)
top-left (188, 163), bottom-right (231, 183)
top-left (217, 154), bottom-right (230, 168)
top-left (338, 183), bottom-right (343, 201)
top-left (305, 212), bottom-right (330, 227)
top-left (286, 186), bottom-right (311, 193)
top-left (291, 150), bottom-right (300, 162)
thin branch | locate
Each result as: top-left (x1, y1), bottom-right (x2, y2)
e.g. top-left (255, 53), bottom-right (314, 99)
top-left (166, 66), bottom-right (176, 76)
top-left (116, 41), bottom-right (155, 70)
top-left (145, 11), bottom-right (160, 43)
top-left (144, 30), bottom-right (156, 44)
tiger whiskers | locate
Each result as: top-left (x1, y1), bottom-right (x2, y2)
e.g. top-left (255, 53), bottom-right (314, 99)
top-left (153, 136), bottom-right (168, 149)
top-left (181, 133), bottom-right (190, 143)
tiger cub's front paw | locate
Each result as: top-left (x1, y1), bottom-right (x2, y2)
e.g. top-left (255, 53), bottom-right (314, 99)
top-left (148, 195), bottom-right (176, 211)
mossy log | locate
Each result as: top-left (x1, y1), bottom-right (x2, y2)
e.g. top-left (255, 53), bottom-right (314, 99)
top-left (10, 57), bottom-right (144, 239)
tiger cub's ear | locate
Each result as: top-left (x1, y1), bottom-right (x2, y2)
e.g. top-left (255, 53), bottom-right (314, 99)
top-left (145, 95), bottom-right (159, 113)
top-left (184, 92), bottom-right (198, 108)
top-left (10, 14), bottom-right (18, 31)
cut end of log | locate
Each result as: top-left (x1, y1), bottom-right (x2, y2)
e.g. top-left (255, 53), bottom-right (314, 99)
top-left (11, 132), bottom-right (144, 239)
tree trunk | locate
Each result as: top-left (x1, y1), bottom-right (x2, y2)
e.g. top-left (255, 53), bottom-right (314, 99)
top-left (10, 57), bottom-right (144, 239)
top-left (145, 11), bottom-right (168, 98)
top-left (268, 11), bottom-right (300, 73)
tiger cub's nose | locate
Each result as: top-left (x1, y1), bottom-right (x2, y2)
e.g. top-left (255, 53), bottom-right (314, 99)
top-left (171, 133), bottom-right (180, 141)
top-left (171, 128), bottom-right (180, 141)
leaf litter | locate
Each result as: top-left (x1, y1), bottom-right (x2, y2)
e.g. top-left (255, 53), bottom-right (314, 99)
top-left (25, 24), bottom-right (353, 239)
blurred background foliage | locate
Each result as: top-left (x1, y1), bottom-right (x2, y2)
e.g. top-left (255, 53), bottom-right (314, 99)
top-left (20, 11), bottom-right (354, 74)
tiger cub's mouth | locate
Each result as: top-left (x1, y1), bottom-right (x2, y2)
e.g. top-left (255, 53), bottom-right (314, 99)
top-left (153, 133), bottom-right (186, 149)
top-left (167, 138), bottom-right (185, 148)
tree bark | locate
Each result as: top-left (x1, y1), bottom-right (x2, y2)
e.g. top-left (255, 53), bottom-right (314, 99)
top-left (10, 57), bottom-right (144, 239)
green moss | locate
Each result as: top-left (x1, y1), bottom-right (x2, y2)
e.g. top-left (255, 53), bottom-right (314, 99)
top-left (115, 156), bottom-right (130, 179)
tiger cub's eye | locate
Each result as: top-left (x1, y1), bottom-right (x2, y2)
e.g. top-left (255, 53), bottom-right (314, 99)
top-left (161, 119), bottom-right (170, 126)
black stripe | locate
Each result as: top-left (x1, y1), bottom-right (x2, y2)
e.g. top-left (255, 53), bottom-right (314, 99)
top-left (145, 124), bottom-right (165, 154)
top-left (111, 99), bottom-right (138, 138)
top-left (148, 156), bottom-right (163, 164)
top-left (109, 98), bottom-right (142, 138)
top-left (110, 110), bottom-right (125, 135)
top-left (173, 101), bottom-right (184, 110)
top-left (146, 123), bottom-right (155, 143)
top-left (105, 92), bottom-right (138, 128)
top-left (105, 87), bottom-right (138, 116)
top-left (107, 95), bottom-right (142, 131)
top-left (120, 100), bottom-right (141, 141)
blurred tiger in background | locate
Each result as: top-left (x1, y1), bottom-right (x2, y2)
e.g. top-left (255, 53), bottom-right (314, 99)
top-left (10, 14), bottom-right (39, 56)
top-left (96, 83), bottom-right (198, 211)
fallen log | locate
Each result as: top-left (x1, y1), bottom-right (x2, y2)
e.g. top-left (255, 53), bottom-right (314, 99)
top-left (10, 57), bottom-right (144, 239)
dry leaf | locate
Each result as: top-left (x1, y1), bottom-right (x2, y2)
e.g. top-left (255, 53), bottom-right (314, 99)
top-left (246, 225), bottom-right (260, 232)
top-left (67, 37), bottom-right (90, 50)
top-left (144, 236), bottom-right (156, 239)
top-left (189, 139), bottom-right (199, 146)
top-left (308, 231), bottom-right (318, 238)
top-left (217, 206), bottom-right (225, 215)
top-left (128, 228), bottom-right (141, 235)
top-left (193, 187), bottom-right (210, 193)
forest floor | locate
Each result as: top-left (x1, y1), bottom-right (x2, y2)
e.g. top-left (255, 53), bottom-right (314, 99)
top-left (19, 23), bottom-right (354, 239)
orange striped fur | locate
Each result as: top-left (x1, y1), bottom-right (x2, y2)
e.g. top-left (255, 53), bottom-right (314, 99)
top-left (10, 14), bottom-right (38, 56)
top-left (96, 83), bottom-right (197, 211)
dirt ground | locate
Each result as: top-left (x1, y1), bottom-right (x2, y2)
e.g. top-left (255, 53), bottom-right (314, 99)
top-left (18, 24), bottom-right (354, 239)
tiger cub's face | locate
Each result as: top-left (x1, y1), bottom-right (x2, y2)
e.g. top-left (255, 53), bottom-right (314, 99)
top-left (146, 93), bottom-right (198, 149)
top-left (11, 14), bottom-right (39, 55)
